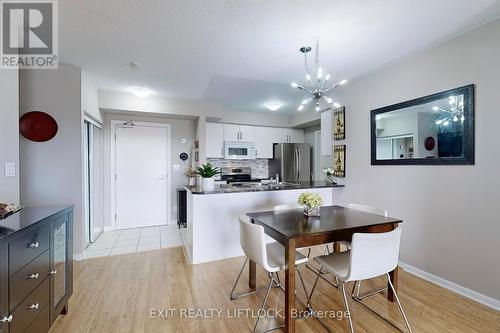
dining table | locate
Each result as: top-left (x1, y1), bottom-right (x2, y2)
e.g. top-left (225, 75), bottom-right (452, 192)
top-left (247, 205), bottom-right (403, 333)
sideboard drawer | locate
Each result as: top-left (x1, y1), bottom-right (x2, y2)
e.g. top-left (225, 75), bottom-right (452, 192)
top-left (10, 278), bottom-right (49, 333)
top-left (24, 303), bottom-right (49, 333)
top-left (9, 223), bottom-right (50, 275)
top-left (10, 250), bottom-right (49, 311)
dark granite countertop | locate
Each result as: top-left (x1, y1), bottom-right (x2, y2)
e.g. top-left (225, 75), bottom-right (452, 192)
top-left (0, 205), bottom-right (73, 241)
top-left (187, 181), bottom-right (345, 195)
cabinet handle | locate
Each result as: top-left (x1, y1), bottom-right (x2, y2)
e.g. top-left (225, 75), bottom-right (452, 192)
top-left (49, 270), bottom-right (57, 275)
top-left (27, 303), bottom-right (39, 310)
top-left (27, 273), bottom-right (40, 280)
top-left (1, 315), bottom-right (13, 323)
top-left (28, 242), bottom-right (39, 248)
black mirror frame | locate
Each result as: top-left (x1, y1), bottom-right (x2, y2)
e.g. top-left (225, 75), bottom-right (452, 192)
top-left (371, 84), bottom-right (475, 165)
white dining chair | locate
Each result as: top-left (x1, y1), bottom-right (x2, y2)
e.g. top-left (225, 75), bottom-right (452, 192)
top-left (308, 227), bottom-right (412, 333)
top-left (341, 203), bottom-right (388, 300)
top-left (230, 215), bottom-right (310, 333)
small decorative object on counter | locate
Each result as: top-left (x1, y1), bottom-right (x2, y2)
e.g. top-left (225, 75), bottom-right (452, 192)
top-left (195, 163), bottom-right (221, 192)
top-left (298, 192), bottom-right (322, 217)
top-left (322, 167), bottom-right (337, 184)
top-left (0, 203), bottom-right (22, 219)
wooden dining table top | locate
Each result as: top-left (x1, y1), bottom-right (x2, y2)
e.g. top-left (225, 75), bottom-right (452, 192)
top-left (247, 205), bottom-right (402, 240)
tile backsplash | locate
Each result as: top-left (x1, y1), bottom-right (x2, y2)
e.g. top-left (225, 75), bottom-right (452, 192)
top-left (207, 159), bottom-right (269, 179)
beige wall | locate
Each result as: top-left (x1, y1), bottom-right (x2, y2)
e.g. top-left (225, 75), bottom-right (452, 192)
top-left (325, 18), bottom-right (500, 302)
top-left (19, 64), bottom-right (85, 255)
top-left (0, 70), bottom-right (20, 204)
top-left (102, 113), bottom-right (196, 224)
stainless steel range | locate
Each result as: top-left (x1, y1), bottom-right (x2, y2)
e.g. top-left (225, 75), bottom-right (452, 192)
top-left (220, 167), bottom-right (253, 183)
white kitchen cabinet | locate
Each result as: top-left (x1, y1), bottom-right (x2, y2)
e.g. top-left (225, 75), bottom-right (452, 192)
top-left (290, 129), bottom-right (305, 143)
top-left (239, 125), bottom-right (255, 142)
top-left (254, 127), bottom-right (276, 158)
top-left (223, 124), bottom-right (255, 142)
top-left (206, 122), bottom-right (224, 158)
top-left (321, 110), bottom-right (332, 156)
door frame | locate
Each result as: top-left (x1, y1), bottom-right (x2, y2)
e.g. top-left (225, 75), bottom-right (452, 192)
top-left (110, 120), bottom-right (172, 230)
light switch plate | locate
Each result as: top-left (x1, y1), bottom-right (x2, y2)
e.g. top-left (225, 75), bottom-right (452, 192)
top-left (5, 162), bottom-right (15, 178)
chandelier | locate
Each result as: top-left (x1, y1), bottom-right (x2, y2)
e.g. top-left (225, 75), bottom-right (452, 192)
top-left (434, 95), bottom-right (464, 126)
top-left (290, 40), bottom-right (347, 112)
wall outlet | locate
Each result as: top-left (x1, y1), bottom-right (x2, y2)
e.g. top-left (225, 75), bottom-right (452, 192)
top-left (5, 162), bottom-right (15, 178)
top-left (173, 164), bottom-right (180, 172)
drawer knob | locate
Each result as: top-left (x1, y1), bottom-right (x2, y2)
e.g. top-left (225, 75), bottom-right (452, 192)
top-left (27, 273), bottom-right (40, 280)
top-left (27, 303), bottom-right (40, 310)
top-left (1, 315), bottom-right (13, 323)
top-left (49, 270), bottom-right (57, 275)
top-left (28, 242), bottom-right (39, 248)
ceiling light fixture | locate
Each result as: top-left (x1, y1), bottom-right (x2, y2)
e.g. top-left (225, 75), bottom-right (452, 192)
top-left (130, 86), bottom-right (153, 98)
top-left (290, 40), bottom-right (347, 112)
top-left (434, 95), bottom-right (465, 126)
top-left (265, 102), bottom-right (282, 111)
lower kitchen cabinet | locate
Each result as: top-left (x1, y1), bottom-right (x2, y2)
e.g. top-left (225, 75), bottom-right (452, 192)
top-left (0, 206), bottom-right (73, 333)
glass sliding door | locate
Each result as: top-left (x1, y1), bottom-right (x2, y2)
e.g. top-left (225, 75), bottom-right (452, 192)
top-left (84, 120), bottom-right (104, 247)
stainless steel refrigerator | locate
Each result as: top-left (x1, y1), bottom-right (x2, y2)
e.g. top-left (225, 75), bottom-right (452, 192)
top-left (269, 143), bottom-right (311, 183)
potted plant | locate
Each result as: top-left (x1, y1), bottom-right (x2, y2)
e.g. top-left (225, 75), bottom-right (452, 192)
top-left (323, 167), bottom-right (337, 185)
top-left (298, 192), bottom-right (323, 217)
top-left (195, 163), bottom-right (221, 191)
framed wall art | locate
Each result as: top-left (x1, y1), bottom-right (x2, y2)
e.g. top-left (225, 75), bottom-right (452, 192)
top-left (333, 144), bottom-right (346, 177)
top-left (333, 106), bottom-right (345, 140)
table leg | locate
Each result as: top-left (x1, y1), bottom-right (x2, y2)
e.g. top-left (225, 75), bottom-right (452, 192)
top-left (388, 266), bottom-right (398, 302)
top-left (333, 242), bottom-right (341, 253)
top-left (285, 239), bottom-right (296, 333)
top-left (249, 260), bottom-right (256, 290)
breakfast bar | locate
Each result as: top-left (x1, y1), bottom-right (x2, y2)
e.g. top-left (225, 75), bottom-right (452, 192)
top-left (183, 182), bottom-right (344, 264)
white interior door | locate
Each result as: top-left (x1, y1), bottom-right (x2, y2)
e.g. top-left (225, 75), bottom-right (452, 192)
top-left (115, 123), bottom-right (170, 229)
top-left (91, 126), bottom-right (103, 241)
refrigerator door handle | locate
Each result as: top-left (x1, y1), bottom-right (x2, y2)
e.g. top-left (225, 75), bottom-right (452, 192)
top-left (295, 148), bottom-right (300, 181)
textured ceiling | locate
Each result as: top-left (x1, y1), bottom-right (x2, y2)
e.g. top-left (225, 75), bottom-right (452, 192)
top-left (59, 0), bottom-right (500, 114)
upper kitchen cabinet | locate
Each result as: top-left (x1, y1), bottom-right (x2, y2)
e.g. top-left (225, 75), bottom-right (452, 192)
top-left (223, 124), bottom-right (255, 142)
top-left (206, 122), bottom-right (224, 158)
top-left (290, 129), bottom-right (305, 143)
top-left (254, 127), bottom-right (276, 158)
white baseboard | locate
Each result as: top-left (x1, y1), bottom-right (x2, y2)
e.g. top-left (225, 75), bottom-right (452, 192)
top-left (73, 253), bottom-right (84, 262)
top-left (399, 261), bottom-right (500, 311)
top-left (103, 226), bottom-right (114, 232)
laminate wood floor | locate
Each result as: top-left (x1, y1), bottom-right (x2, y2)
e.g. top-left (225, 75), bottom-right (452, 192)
top-left (50, 247), bottom-right (500, 333)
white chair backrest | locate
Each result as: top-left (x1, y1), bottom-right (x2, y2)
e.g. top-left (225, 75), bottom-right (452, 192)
top-left (347, 227), bottom-right (402, 282)
top-left (274, 204), bottom-right (301, 211)
top-left (239, 215), bottom-right (274, 272)
top-left (348, 203), bottom-right (388, 217)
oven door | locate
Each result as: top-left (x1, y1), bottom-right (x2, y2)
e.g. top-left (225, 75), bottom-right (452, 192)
top-left (224, 142), bottom-right (256, 160)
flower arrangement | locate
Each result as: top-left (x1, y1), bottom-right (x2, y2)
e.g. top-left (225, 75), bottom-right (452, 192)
top-left (298, 192), bottom-right (323, 217)
top-left (323, 167), bottom-right (336, 184)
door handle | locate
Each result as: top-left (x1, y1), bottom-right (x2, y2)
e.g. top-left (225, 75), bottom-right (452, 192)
top-left (159, 176), bottom-right (166, 181)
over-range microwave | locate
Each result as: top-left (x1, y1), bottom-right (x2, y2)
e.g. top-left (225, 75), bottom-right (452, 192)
top-left (224, 141), bottom-right (256, 160)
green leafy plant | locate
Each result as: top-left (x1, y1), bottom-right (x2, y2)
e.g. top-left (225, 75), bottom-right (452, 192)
top-left (195, 163), bottom-right (221, 178)
top-left (298, 192), bottom-right (323, 209)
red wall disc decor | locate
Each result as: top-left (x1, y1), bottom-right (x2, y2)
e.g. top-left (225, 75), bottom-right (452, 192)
top-left (19, 111), bottom-right (58, 142)
top-left (424, 136), bottom-right (436, 151)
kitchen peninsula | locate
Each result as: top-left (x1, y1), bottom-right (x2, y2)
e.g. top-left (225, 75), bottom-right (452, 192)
top-left (183, 182), bottom-right (344, 264)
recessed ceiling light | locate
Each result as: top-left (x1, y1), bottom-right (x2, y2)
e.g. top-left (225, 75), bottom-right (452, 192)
top-left (130, 86), bottom-right (153, 98)
top-left (265, 102), bottom-right (282, 111)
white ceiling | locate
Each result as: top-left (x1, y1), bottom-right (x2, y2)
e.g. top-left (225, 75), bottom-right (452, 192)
top-left (60, 0), bottom-right (500, 114)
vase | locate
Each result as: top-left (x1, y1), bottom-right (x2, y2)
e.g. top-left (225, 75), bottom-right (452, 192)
top-left (202, 177), bottom-right (215, 192)
top-left (325, 175), bottom-right (336, 185)
top-left (304, 206), bottom-right (320, 217)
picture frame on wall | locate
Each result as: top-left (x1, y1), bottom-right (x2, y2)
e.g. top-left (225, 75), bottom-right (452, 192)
top-left (333, 106), bottom-right (345, 140)
top-left (333, 144), bottom-right (346, 177)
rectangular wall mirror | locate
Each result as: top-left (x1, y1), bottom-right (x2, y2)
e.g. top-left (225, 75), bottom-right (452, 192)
top-left (371, 84), bottom-right (475, 165)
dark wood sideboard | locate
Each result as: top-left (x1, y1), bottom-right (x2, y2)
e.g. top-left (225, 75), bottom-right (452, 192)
top-left (0, 206), bottom-right (73, 333)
